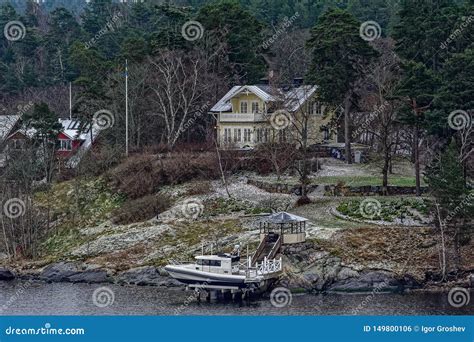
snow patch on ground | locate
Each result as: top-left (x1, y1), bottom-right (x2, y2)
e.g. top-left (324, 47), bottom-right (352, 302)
top-left (72, 224), bottom-right (172, 256)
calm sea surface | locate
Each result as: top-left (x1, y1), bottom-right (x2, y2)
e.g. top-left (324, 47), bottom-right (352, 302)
top-left (0, 281), bottom-right (472, 316)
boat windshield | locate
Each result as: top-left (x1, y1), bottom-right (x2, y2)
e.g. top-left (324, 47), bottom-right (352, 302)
top-left (196, 259), bottom-right (221, 267)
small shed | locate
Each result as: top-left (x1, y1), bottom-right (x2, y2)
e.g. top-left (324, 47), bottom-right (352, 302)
top-left (259, 212), bottom-right (307, 244)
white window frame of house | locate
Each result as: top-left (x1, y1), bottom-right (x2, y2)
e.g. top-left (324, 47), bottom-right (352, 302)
top-left (223, 128), bottom-right (232, 143)
top-left (234, 128), bottom-right (242, 142)
top-left (240, 101), bottom-right (248, 114)
top-left (9, 139), bottom-right (25, 150)
top-left (323, 127), bottom-right (330, 140)
top-left (58, 139), bottom-right (73, 151)
top-left (312, 101), bottom-right (323, 115)
top-left (256, 128), bottom-right (262, 142)
top-left (243, 128), bottom-right (251, 142)
top-left (251, 101), bottom-right (259, 113)
top-left (264, 128), bottom-right (270, 142)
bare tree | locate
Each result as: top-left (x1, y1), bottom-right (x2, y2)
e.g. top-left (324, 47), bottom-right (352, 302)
top-left (267, 29), bottom-right (311, 84)
top-left (358, 39), bottom-right (403, 194)
top-left (148, 50), bottom-right (210, 149)
top-left (255, 141), bottom-right (297, 181)
top-left (0, 148), bottom-right (48, 259)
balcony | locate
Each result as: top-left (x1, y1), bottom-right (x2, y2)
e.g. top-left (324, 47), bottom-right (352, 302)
top-left (219, 112), bottom-right (265, 122)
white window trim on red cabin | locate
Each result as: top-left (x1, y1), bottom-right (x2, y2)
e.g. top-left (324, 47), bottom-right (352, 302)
top-left (58, 139), bottom-right (73, 151)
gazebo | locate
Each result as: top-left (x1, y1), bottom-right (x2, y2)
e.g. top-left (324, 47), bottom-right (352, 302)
top-left (259, 212), bottom-right (307, 244)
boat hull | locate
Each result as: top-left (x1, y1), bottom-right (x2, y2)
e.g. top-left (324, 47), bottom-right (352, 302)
top-left (165, 265), bottom-right (250, 288)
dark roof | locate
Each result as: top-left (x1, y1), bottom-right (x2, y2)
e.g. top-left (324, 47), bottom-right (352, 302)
top-left (267, 212), bottom-right (308, 224)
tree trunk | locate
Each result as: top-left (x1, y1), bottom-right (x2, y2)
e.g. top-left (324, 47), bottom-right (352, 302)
top-left (215, 139), bottom-right (231, 198)
top-left (344, 94), bottom-right (352, 164)
top-left (414, 123), bottom-right (421, 196)
top-left (382, 149), bottom-right (389, 196)
top-left (435, 202), bottom-right (447, 282)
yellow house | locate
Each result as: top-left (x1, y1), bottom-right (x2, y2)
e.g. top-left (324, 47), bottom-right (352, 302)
top-left (209, 84), bottom-right (337, 149)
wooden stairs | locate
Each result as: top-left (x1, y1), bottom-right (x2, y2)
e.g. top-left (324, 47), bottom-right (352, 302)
top-left (251, 232), bottom-right (282, 266)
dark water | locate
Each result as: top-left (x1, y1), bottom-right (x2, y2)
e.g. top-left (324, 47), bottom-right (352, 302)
top-left (0, 281), bottom-right (472, 316)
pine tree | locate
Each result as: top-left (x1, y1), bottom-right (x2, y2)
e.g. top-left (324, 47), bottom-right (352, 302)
top-left (306, 8), bottom-right (377, 163)
top-left (396, 61), bottom-right (440, 196)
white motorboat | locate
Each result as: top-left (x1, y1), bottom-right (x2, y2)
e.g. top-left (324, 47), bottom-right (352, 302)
top-left (165, 245), bottom-right (282, 291)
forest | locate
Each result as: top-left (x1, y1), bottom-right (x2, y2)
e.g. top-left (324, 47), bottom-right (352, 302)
top-left (0, 0), bottom-right (472, 281)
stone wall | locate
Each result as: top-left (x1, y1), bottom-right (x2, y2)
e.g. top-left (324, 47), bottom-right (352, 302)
top-left (247, 179), bottom-right (428, 196)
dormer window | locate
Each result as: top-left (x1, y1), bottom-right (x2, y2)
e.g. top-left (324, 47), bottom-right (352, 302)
top-left (252, 101), bottom-right (259, 113)
top-left (240, 101), bottom-right (248, 113)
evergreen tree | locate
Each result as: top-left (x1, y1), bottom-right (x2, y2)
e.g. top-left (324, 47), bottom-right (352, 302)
top-left (425, 139), bottom-right (473, 276)
top-left (396, 61), bottom-right (440, 196)
top-left (393, 0), bottom-right (459, 71)
top-left (306, 8), bottom-right (377, 163)
top-left (24, 102), bottom-right (62, 182)
top-left (197, 0), bottom-right (266, 82)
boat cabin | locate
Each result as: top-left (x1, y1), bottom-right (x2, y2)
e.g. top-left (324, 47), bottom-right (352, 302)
top-left (194, 254), bottom-right (240, 275)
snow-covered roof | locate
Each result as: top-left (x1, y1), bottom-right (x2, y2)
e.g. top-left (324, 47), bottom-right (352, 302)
top-left (266, 212), bottom-right (308, 224)
top-left (0, 115), bottom-right (21, 142)
top-left (210, 86), bottom-right (240, 112)
top-left (66, 122), bottom-right (101, 168)
top-left (60, 119), bottom-right (92, 140)
top-left (209, 85), bottom-right (318, 113)
top-left (285, 85), bottom-right (318, 112)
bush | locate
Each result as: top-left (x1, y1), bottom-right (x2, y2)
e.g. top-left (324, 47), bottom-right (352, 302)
top-left (78, 144), bottom-right (124, 177)
top-left (187, 181), bottom-right (212, 196)
top-left (111, 194), bottom-right (172, 225)
top-left (296, 195), bottom-right (312, 206)
top-left (106, 152), bottom-right (219, 199)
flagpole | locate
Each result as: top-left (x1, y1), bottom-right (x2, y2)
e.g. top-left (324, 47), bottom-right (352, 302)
top-left (125, 59), bottom-right (129, 157)
top-left (69, 82), bottom-right (72, 120)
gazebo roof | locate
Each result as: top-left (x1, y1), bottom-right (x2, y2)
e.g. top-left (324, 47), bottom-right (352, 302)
top-left (266, 212), bottom-right (308, 224)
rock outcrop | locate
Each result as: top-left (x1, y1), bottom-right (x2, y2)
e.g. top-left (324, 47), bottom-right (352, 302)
top-left (0, 267), bottom-right (15, 281)
top-left (40, 262), bottom-right (109, 283)
top-left (280, 243), bottom-right (422, 293)
top-left (116, 266), bottom-right (180, 287)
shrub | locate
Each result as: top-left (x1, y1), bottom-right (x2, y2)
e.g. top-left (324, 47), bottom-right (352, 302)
top-left (187, 181), bottom-right (212, 196)
top-left (111, 194), bottom-right (172, 225)
top-left (106, 152), bottom-right (219, 199)
top-left (78, 144), bottom-right (124, 177)
top-left (296, 195), bottom-right (312, 206)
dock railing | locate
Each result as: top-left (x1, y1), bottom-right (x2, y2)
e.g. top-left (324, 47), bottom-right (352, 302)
top-left (242, 257), bottom-right (282, 280)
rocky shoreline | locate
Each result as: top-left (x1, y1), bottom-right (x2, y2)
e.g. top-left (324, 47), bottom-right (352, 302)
top-left (1, 258), bottom-right (472, 294)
